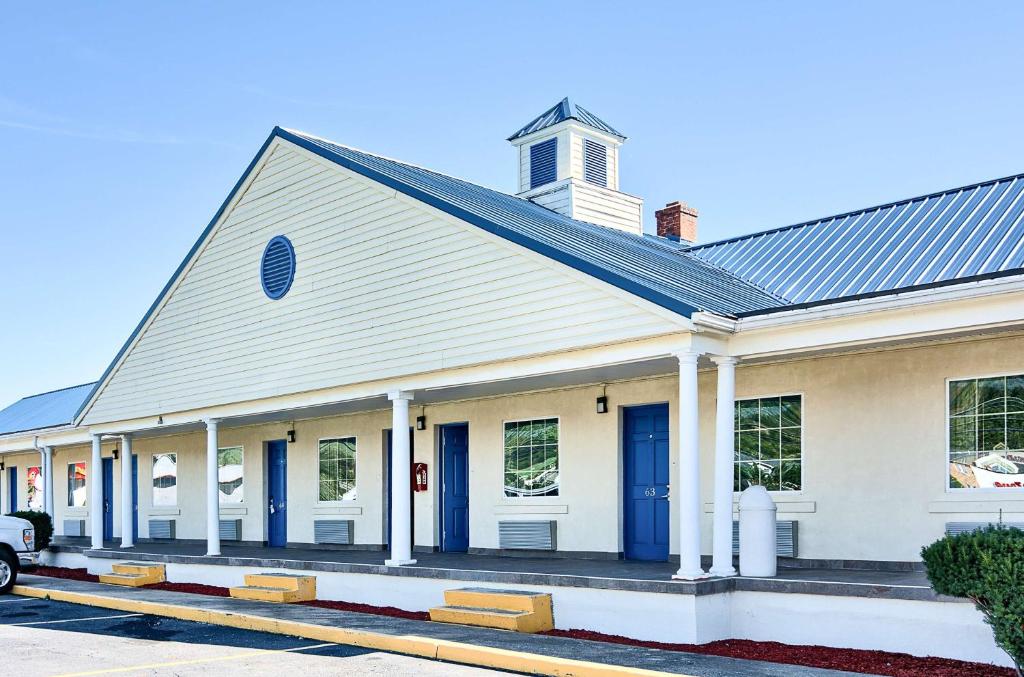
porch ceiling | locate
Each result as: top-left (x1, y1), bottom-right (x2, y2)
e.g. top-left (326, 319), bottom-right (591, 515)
top-left (125, 356), bottom-right (680, 439)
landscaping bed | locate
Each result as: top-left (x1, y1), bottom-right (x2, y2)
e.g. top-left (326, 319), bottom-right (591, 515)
top-left (25, 566), bottom-right (1012, 676)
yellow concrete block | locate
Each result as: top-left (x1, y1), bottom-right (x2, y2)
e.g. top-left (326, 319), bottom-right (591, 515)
top-left (429, 605), bottom-right (553, 633)
top-left (243, 573), bottom-right (316, 596)
top-left (111, 563), bottom-right (166, 582)
top-left (229, 585), bottom-right (315, 603)
top-left (98, 573), bottom-right (154, 587)
top-left (444, 588), bottom-right (551, 615)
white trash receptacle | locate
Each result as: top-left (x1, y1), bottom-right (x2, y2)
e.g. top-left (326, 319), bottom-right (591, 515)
top-left (738, 485), bottom-right (777, 577)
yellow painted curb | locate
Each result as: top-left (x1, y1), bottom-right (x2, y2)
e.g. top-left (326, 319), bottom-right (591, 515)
top-left (12, 584), bottom-right (683, 677)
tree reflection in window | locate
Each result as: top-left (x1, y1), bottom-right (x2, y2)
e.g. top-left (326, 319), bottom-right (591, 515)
top-left (504, 418), bottom-right (559, 497)
top-left (152, 453), bottom-right (177, 506)
top-left (734, 395), bottom-right (802, 492)
top-left (218, 446), bottom-right (244, 503)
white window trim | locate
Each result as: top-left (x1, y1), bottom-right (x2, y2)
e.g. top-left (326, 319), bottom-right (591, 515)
top-left (500, 416), bottom-right (562, 501)
top-left (66, 461), bottom-right (87, 509)
top-left (151, 452), bottom-right (178, 508)
top-left (732, 392), bottom-right (806, 496)
top-left (217, 445), bottom-right (245, 506)
top-left (945, 370), bottom-right (1024, 495)
top-left (316, 435), bottom-right (359, 505)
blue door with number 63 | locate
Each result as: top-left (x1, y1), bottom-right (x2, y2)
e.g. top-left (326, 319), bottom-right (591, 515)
top-left (623, 404), bottom-right (670, 561)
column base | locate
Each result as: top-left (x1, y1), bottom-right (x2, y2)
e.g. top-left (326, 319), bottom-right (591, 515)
top-left (709, 566), bottom-right (738, 578)
top-left (672, 569), bottom-right (711, 581)
top-left (119, 544), bottom-right (135, 549)
top-left (206, 550), bottom-right (221, 557)
top-left (384, 558), bottom-right (417, 567)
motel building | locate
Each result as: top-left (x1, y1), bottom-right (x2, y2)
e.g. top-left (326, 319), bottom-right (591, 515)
top-left (1, 99), bottom-right (1023, 667)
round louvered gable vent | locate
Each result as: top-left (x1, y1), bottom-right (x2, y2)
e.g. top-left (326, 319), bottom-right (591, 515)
top-left (260, 235), bottom-right (295, 299)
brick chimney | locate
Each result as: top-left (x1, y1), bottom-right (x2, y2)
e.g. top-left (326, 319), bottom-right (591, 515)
top-left (655, 201), bottom-right (698, 244)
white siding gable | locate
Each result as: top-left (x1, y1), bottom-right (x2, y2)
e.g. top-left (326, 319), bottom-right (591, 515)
top-left (82, 141), bottom-right (682, 425)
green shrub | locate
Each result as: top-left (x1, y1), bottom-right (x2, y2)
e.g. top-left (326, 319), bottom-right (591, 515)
top-left (6, 510), bottom-right (53, 551)
top-left (922, 525), bottom-right (1024, 673)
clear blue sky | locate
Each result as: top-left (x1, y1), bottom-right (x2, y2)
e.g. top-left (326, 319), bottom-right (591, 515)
top-left (2, 1), bottom-right (1023, 406)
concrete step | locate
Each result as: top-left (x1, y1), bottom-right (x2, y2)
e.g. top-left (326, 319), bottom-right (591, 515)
top-left (443, 587), bottom-right (552, 615)
top-left (229, 585), bottom-right (313, 603)
top-left (243, 573), bottom-right (315, 594)
top-left (98, 572), bottom-right (155, 587)
top-left (111, 562), bottom-right (166, 582)
top-left (428, 604), bottom-right (552, 633)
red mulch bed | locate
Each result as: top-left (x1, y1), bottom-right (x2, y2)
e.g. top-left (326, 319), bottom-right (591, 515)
top-left (28, 566), bottom-right (1011, 676)
top-left (539, 630), bottom-right (1014, 677)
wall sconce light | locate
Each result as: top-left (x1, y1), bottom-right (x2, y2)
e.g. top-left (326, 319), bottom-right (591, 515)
top-left (416, 415), bottom-right (426, 431)
top-left (286, 430), bottom-right (296, 443)
top-left (596, 396), bottom-right (608, 414)
top-left (0, 461), bottom-right (5, 471)
top-left (157, 415), bottom-right (164, 425)
top-left (112, 449), bottom-right (120, 460)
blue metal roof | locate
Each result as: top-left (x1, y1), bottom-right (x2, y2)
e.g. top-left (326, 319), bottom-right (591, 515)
top-left (688, 173), bottom-right (1024, 314)
top-left (507, 98), bottom-right (626, 141)
top-left (280, 128), bottom-right (780, 318)
top-left (0, 382), bottom-right (96, 436)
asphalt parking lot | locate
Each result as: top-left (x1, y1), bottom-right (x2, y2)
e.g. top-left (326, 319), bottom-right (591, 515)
top-left (0, 594), bottom-right (513, 676)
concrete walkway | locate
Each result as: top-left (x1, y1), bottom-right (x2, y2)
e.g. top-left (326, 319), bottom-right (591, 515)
top-left (13, 574), bottom-right (859, 677)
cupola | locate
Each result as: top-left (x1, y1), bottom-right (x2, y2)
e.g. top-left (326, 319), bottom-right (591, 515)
top-left (509, 98), bottom-right (643, 235)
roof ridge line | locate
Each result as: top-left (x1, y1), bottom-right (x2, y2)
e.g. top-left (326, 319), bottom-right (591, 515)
top-left (685, 170), bottom-right (1024, 252)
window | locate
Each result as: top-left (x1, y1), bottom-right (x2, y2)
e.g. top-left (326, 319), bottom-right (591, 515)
top-left (217, 446), bottom-right (244, 503)
top-left (67, 462), bottom-right (87, 508)
top-left (319, 438), bottom-right (357, 501)
top-left (26, 466), bottom-right (43, 511)
top-left (152, 453), bottom-right (177, 506)
top-left (735, 395), bottom-right (802, 492)
top-left (503, 418), bottom-right (559, 497)
top-left (583, 139), bottom-right (608, 187)
top-left (948, 375), bottom-right (1024, 490)
top-left (529, 138), bottom-right (557, 189)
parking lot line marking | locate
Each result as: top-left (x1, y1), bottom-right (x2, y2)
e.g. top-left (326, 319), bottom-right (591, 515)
top-left (52, 643), bottom-right (337, 677)
top-left (0, 597), bottom-right (35, 604)
top-left (10, 613), bottom-right (144, 626)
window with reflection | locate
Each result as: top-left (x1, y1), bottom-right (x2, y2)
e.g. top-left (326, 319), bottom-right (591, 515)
top-left (67, 462), bottom-right (87, 507)
top-left (318, 438), bottom-right (356, 501)
top-left (152, 453), bottom-right (177, 506)
top-left (735, 395), bottom-right (803, 492)
top-left (949, 375), bottom-right (1024, 490)
top-left (503, 418), bottom-right (559, 497)
top-left (217, 446), bottom-right (244, 503)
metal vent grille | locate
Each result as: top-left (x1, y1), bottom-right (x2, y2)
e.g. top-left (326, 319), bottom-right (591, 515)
top-left (498, 520), bottom-right (557, 550)
top-left (314, 520), bottom-right (354, 545)
top-left (732, 520), bottom-right (798, 557)
top-left (149, 519), bottom-right (176, 539)
top-left (63, 519), bottom-right (85, 537)
top-left (583, 139), bottom-right (607, 187)
top-left (529, 138), bottom-right (557, 189)
top-left (946, 521), bottom-right (1024, 536)
top-left (219, 518), bottom-right (242, 541)
top-left (260, 235), bottom-right (295, 299)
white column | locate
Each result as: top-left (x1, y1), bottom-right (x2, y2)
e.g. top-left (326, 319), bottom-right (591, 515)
top-left (710, 356), bottom-right (738, 577)
top-left (42, 445), bottom-right (54, 518)
top-left (90, 434), bottom-right (103, 549)
top-left (673, 350), bottom-right (708, 580)
top-left (205, 418), bottom-right (221, 556)
top-left (120, 434), bottom-right (134, 548)
top-left (385, 390), bottom-right (416, 566)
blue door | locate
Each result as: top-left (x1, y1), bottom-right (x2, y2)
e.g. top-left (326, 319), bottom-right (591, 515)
top-left (131, 455), bottom-right (139, 542)
top-left (624, 404), bottom-right (671, 561)
top-left (385, 429), bottom-right (414, 547)
top-left (441, 424), bottom-right (469, 552)
top-left (8, 467), bottom-right (16, 511)
top-left (267, 441), bottom-right (287, 547)
top-left (102, 458), bottom-right (114, 542)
